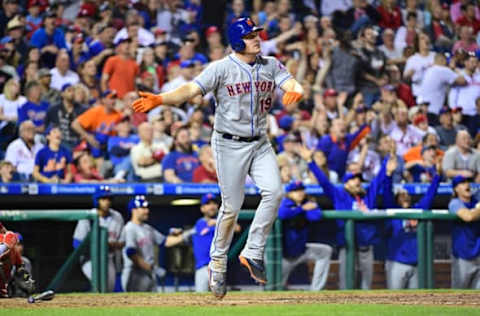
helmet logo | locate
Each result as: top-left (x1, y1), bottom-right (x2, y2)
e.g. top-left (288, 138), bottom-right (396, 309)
top-left (246, 19), bottom-right (253, 26)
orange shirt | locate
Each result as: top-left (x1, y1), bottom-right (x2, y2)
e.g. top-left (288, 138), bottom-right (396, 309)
top-left (403, 145), bottom-right (444, 162)
top-left (77, 105), bottom-right (123, 135)
top-left (102, 55), bottom-right (139, 98)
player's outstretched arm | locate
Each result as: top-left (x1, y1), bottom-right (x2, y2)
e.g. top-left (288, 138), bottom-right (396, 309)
top-left (132, 82), bottom-right (202, 113)
top-left (280, 78), bottom-right (304, 106)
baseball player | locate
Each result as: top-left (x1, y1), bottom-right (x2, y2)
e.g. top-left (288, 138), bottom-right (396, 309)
top-left (132, 17), bottom-right (303, 298)
top-left (382, 169), bottom-right (441, 289)
top-left (300, 146), bottom-right (397, 289)
top-left (278, 180), bottom-right (332, 290)
top-left (449, 176), bottom-right (480, 289)
top-left (121, 195), bottom-right (194, 292)
top-left (73, 185), bottom-right (125, 292)
top-left (0, 223), bottom-right (35, 298)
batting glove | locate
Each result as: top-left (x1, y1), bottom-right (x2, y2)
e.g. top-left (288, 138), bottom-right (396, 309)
top-left (282, 91), bottom-right (302, 106)
top-left (132, 91), bottom-right (163, 112)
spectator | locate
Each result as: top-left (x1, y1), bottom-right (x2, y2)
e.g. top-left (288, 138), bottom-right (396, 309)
top-left (347, 137), bottom-right (381, 182)
top-left (49, 50), bottom-right (80, 91)
top-left (107, 118), bottom-right (139, 181)
top-left (377, 0), bottom-right (402, 31)
top-left (403, 33), bottom-right (435, 98)
top-left (114, 10), bottom-right (155, 47)
top-left (130, 122), bottom-right (166, 182)
top-left (71, 90), bottom-right (123, 160)
top-left (5, 120), bottom-right (42, 181)
top-left (317, 118), bottom-right (370, 178)
top-left (388, 105), bottom-right (422, 156)
top-left (402, 0), bottom-right (424, 29)
top-left (442, 130), bottom-right (480, 182)
top-left (394, 12), bottom-right (419, 53)
top-left (192, 145), bottom-right (217, 184)
top-left (17, 80), bottom-right (49, 133)
top-left (150, 115), bottom-right (173, 149)
top-left (277, 133), bottom-right (308, 181)
top-left (45, 83), bottom-right (86, 151)
top-left (418, 53), bottom-right (466, 125)
top-left (452, 25), bottom-right (479, 54)
top-left (162, 126), bottom-right (200, 183)
top-left (0, 160), bottom-right (14, 183)
top-left (37, 68), bottom-right (60, 106)
top-left (72, 151), bottom-right (124, 183)
top-left (435, 108), bottom-right (465, 150)
top-left (0, 79), bottom-right (26, 146)
top-left (427, 3), bottom-right (455, 53)
top-left (87, 23), bottom-right (115, 65)
top-left (379, 28), bottom-right (403, 63)
top-left (331, 0), bottom-right (380, 36)
top-left (278, 180), bottom-right (332, 291)
top-left (404, 145), bottom-right (440, 183)
top-left (68, 33), bottom-right (89, 71)
top-left (101, 37), bottom-right (139, 98)
top-left (32, 126), bottom-right (73, 183)
top-left (456, 3), bottom-right (480, 34)
top-left (4, 15), bottom-right (28, 61)
top-left (29, 11), bottom-right (66, 67)
top-left (376, 135), bottom-right (404, 183)
top-left (306, 149), bottom-right (338, 184)
top-left (448, 53), bottom-right (480, 137)
top-left (0, 0), bottom-right (20, 38)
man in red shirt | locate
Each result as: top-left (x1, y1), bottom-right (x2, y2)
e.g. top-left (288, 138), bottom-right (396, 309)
top-left (193, 145), bottom-right (217, 183)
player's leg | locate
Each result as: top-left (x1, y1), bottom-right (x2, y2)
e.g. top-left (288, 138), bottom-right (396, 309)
top-left (305, 243), bottom-right (333, 291)
top-left (81, 260), bottom-right (92, 281)
top-left (451, 257), bottom-right (472, 289)
top-left (386, 261), bottom-right (409, 289)
top-left (358, 246), bottom-right (373, 290)
top-left (281, 257), bottom-right (297, 289)
top-left (195, 266), bottom-right (209, 292)
top-left (470, 256), bottom-right (480, 289)
top-left (240, 139), bottom-right (283, 282)
top-left (408, 265), bottom-right (418, 289)
top-left (338, 247), bottom-right (347, 289)
top-left (107, 256), bottom-right (116, 292)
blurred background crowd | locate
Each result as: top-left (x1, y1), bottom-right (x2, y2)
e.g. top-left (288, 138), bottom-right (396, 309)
top-left (0, 0), bottom-right (479, 186)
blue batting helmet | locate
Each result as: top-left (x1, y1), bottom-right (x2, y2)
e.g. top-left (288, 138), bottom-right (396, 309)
top-left (93, 185), bottom-right (113, 207)
top-left (128, 195), bottom-right (149, 214)
top-left (228, 17), bottom-right (263, 52)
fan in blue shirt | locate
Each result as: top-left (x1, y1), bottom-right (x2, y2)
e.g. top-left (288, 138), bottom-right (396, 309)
top-left (448, 176), bottom-right (480, 289)
top-left (162, 126), bottom-right (199, 183)
top-left (18, 81), bottom-right (50, 130)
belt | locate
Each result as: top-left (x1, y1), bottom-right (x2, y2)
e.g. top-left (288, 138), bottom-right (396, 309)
top-left (221, 132), bottom-right (260, 142)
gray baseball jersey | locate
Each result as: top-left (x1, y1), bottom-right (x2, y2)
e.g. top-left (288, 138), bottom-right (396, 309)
top-left (73, 208), bottom-right (125, 254)
top-left (122, 221), bottom-right (165, 269)
top-left (193, 53), bottom-right (292, 137)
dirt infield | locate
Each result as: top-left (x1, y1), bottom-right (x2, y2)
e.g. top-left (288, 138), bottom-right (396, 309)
top-left (1, 291), bottom-right (480, 309)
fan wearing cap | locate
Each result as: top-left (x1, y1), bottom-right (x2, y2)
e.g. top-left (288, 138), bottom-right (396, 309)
top-left (278, 180), bottom-right (332, 291)
top-left (448, 176), bottom-right (480, 288)
top-left (382, 164), bottom-right (441, 289)
top-left (101, 35), bottom-right (139, 98)
top-left (26, 0), bottom-right (44, 36)
top-left (17, 81), bottom-right (50, 133)
top-left (121, 195), bottom-right (193, 292)
top-left (300, 146), bottom-right (398, 289)
top-left (192, 193), bottom-right (237, 292)
top-left (435, 107), bottom-right (464, 150)
top-left (72, 89), bottom-right (123, 159)
top-left (29, 10), bottom-right (67, 53)
top-left (73, 185), bottom-right (124, 292)
top-left (404, 144), bottom-right (441, 183)
top-left (32, 126), bottom-right (73, 183)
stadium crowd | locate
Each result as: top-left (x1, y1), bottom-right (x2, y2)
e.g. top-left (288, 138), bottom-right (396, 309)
top-left (1, 0), bottom-right (480, 293)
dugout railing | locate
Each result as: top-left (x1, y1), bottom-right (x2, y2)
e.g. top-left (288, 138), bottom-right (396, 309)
top-left (0, 210), bottom-right (109, 293)
top-left (237, 209), bottom-right (457, 291)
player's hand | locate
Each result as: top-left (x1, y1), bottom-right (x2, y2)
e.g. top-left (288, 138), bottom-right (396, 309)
top-left (132, 91), bottom-right (163, 112)
top-left (282, 91), bottom-right (302, 106)
top-left (386, 155), bottom-right (398, 176)
top-left (299, 146), bottom-right (313, 162)
top-left (302, 201), bottom-right (318, 211)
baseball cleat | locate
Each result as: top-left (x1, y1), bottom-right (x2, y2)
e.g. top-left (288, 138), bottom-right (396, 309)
top-left (239, 255), bottom-right (267, 284)
top-left (208, 267), bottom-right (227, 299)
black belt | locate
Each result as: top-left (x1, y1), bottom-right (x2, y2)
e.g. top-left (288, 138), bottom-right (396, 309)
top-left (221, 133), bottom-right (260, 142)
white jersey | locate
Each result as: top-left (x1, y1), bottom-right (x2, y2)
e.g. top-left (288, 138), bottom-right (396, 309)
top-left (73, 208), bottom-right (124, 256)
top-left (122, 221), bottom-right (165, 269)
top-left (193, 53), bottom-right (292, 137)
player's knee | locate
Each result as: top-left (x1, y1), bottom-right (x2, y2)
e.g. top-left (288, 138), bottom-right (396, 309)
top-left (263, 183), bottom-right (284, 203)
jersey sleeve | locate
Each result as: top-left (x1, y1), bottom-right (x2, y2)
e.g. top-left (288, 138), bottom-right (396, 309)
top-left (449, 198), bottom-right (465, 214)
top-left (73, 219), bottom-right (91, 241)
top-left (124, 225), bottom-right (137, 250)
top-left (192, 61), bottom-right (221, 95)
top-left (271, 58), bottom-right (292, 88)
top-left (76, 107), bottom-right (98, 130)
top-left (153, 228), bottom-right (166, 246)
top-left (161, 152), bottom-right (177, 172)
top-left (442, 67), bottom-right (460, 85)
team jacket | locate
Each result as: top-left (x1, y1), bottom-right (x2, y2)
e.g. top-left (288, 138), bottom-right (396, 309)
top-left (307, 157), bottom-right (387, 247)
top-left (449, 197), bottom-right (480, 260)
top-left (383, 173), bottom-right (441, 265)
top-left (278, 197), bottom-right (322, 258)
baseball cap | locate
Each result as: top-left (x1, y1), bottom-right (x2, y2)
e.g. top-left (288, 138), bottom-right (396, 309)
top-left (180, 59), bottom-right (195, 68)
top-left (115, 37), bottom-right (131, 47)
top-left (201, 193), bottom-right (218, 205)
top-left (413, 114), bottom-right (428, 125)
top-left (128, 195), bottom-right (149, 213)
top-left (439, 107), bottom-right (451, 115)
top-left (421, 145), bottom-right (437, 155)
top-left (323, 88), bottom-right (337, 98)
top-left (283, 133), bottom-right (299, 143)
top-left (15, 232), bottom-right (23, 243)
top-left (73, 33), bottom-right (84, 44)
top-left (38, 68), bottom-right (51, 78)
top-left (285, 180), bottom-right (305, 193)
top-left (205, 26), bottom-right (219, 38)
top-left (452, 175), bottom-right (469, 188)
top-left (95, 185), bottom-right (113, 199)
top-left (342, 172), bottom-right (363, 183)
top-left (6, 16), bottom-right (23, 31)
top-left (44, 125), bottom-right (59, 136)
top-left (0, 36), bottom-right (13, 44)
top-left (101, 89), bottom-right (117, 99)
top-left (279, 115), bottom-right (294, 130)
top-left (61, 83), bottom-right (72, 92)
top-left (452, 106), bottom-right (463, 113)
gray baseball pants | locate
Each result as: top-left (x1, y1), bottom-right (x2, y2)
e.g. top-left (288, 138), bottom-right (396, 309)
top-left (209, 131), bottom-right (283, 273)
top-left (385, 260), bottom-right (418, 289)
top-left (451, 255), bottom-right (480, 289)
top-left (338, 246), bottom-right (373, 290)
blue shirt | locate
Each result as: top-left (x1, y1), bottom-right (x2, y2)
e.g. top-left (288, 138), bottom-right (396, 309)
top-left (449, 197), bottom-right (480, 260)
top-left (162, 151), bottom-right (200, 183)
top-left (29, 28), bottom-right (67, 50)
top-left (307, 156), bottom-right (387, 247)
top-left (383, 173), bottom-right (441, 265)
top-left (317, 125), bottom-right (370, 178)
top-left (107, 135), bottom-right (139, 165)
top-left (278, 197), bottom-right (322, 258)
top-left (34, 145), bottom-right (72, 179)
top-left (192, 217), bottom-right (215, 269)
top-left (18, 100), bottom-right (50, 127)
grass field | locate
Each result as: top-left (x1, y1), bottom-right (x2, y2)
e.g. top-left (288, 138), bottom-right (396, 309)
top-left (2, 290), bottom-right (480, 315)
